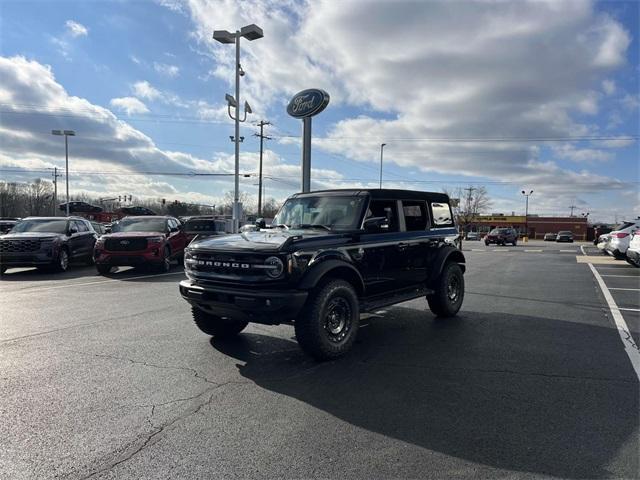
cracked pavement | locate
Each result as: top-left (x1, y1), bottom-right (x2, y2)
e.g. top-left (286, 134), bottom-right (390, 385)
top-left (1, 246), bottom-right (638, 479)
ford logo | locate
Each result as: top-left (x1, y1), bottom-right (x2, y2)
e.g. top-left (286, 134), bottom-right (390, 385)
top-left (286, 88), bottom-right (330, 118)
top-left (120, 240), bottom-right (130, 245)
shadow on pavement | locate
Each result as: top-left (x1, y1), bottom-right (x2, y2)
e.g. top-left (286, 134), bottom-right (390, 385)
top-left (210, 308), bottom-right (638, 478)
top-left (1, 264), bottom-right (185, 283)
top-left (0, 264), bottom-right (97, 281)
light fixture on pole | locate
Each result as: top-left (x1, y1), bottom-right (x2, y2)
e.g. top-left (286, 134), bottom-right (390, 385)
top-left (213, 23), bottom-right (263, 233)
top-left (521, 190), bottom-right (533, 239)
top-left (379, 143), bottom-right (387, 189)
top-left (51, 129), bottom-right (76, 216)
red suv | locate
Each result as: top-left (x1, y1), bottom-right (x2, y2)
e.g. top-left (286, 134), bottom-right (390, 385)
top-left (94, 216), bottom-right (187, 274)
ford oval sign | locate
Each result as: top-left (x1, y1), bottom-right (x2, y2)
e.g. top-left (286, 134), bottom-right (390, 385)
top-left (287, 89), bottom-right (330, 118)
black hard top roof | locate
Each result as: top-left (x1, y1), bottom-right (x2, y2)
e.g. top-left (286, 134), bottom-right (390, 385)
top-left (291, 188), bottom-right (450, 203)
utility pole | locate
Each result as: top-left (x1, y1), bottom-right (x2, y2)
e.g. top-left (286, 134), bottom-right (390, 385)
top-left (568, 205), bottom-right (577, 217)
top-left (521, 190), bottom-right (533, 240)
top-left (379, 143), bottom-right (386, 188)
top-left (51, 167), bottom-right (61, 216)
top-left (254, 120), bottom-right (271, 217)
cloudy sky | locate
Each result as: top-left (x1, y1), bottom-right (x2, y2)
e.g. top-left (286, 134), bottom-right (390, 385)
top-left (0, 0), bottom-right (638, 222)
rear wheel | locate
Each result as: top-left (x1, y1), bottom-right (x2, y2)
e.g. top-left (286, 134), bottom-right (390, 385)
top-left (192, 307), bottom-right (248, 338)
top-left (428, 262), bottom-right (464, 318)
top-left (295, 279), bottom-right (360, 361)
top-left (157, 246), bottom-right (171, 272)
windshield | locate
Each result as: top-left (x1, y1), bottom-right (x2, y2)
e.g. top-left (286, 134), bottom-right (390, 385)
top-left (10, 219), bottom-right (68, 234)
top-left (273, 196), bottom-right (366, 231)
top-left (112, 218), bottom-right (166, 233)
top-left (613, 222), bottom-right (634, 231)
top-left (490, 228), bottom-right (509, 234)
top-left (558, 231), bottom-right (572, 235)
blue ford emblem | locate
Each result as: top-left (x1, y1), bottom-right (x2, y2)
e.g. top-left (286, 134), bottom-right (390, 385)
top-left (287, 89), bottom-right (330, 118)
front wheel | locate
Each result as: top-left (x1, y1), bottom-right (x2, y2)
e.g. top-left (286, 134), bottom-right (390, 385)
top-left (295, 279), bottom-right (360, 361)
top-left (427, 262), bottom-right (464, 318)
top-left (96, 264), bottom-right (112, 275)
top-left (156, 246), bottom-right (172, 273)
top-left (54, 248), bottom-right (69, 272)
top-left (192, 307), bottom-right (248, 338)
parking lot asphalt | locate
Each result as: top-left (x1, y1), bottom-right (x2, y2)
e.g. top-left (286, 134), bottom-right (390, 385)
top-left (1, 242), bottom-right (638, 479)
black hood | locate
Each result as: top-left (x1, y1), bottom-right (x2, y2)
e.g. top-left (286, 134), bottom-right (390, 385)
top-left (0, 232), bottom-right (65, 240)
top-left (188, 228), bottom-right (350, 253)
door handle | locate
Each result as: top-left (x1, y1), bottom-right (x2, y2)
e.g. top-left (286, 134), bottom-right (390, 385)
top-left (397, 242), bottom-right (409, 250)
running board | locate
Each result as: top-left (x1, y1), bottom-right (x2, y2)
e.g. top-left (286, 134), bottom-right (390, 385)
top-left (361, 285), bottom-right (433, 312)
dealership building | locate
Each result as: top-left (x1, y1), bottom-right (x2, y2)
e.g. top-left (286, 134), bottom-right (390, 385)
top-left (466, 214), bottom-right (590, 240)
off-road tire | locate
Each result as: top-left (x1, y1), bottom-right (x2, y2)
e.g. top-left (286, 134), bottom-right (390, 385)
top-left (192, 306), bottom-right (248, 338)
top-left (295, 279), bottom-right (360, 361)
top-left (427, 262), bottom-right (464, 318)
top-left (96, 264), bottom-right (112, 275)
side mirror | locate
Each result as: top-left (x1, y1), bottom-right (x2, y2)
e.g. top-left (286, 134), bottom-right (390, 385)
top-left (363, 216), bottom-right (390, 232)
top-left (68, 227), bottom-right (78, 235)
top-left (255, 218), bottom-right (266, 229)
top-left (170, 226), bottom-right (179, 233)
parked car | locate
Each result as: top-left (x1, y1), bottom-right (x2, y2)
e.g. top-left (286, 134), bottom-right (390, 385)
top-left (59, 201), bottom-right (103, 213)
top-left (544, 232), bottom-right (557, 241)
top-left (0, 217), bottom-right (97, 274)
top-left (90, 222), bottom-right (107, 235)
top-left (626, 230), bottom-right (640, 267)
top-left (0, 217), bottom-right (20, 234)
top-left (94, 216), bottom-right (187, 274)
top-left (604, 220), bottom-right (640, 259)
top-left (118, 206), bottom-right (156, 216)
top-left (183, 216), bottom-right (227, 243)
top-left (466, 232), bottom-right (480, 241)
top-left (484, 228), bottom-right (518, 246)
top-left (556, 231), bottom-right (574, 243)
top-left (180, 188), bottom-right (465, 360)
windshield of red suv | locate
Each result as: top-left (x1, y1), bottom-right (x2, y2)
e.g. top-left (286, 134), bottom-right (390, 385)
top-left (10, 219), bottom-right (68, 234)
top-left (273, 196), bottom-right (366, 231)
top-left (112, 218), bottom-right (167, 233)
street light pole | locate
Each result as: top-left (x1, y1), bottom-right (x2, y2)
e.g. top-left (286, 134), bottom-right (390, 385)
top-left (52, 129), bottom-right (75, 216)
top-left (379, 143), bottom-right (386, 189)
top-left (521, 190), bottom-right (533, 239)
top-left (213, 24), bottom-right (263, 233)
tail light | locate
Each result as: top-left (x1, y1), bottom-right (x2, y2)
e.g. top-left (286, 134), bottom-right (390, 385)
top-left (612, 233), bottom-right (629, 238)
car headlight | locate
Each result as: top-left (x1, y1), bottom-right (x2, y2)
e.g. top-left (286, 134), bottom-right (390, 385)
top-left (264, 256), bottom-right (284, 278)
top-left (147, 236), bottom-right (164, 244)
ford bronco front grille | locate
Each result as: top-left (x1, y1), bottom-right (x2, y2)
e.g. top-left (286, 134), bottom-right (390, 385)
top-left (104, 238), bottom-right (148, 251)
top-left (187, 251), bottom-right (281, 279)
top-left (0, 239), bottom-right (41, 253)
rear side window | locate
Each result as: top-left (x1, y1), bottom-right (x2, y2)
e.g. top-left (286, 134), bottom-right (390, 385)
top-left (402, 201), bottom-right (428, 231)
top-left (431, 202), bottom-right (453, 226)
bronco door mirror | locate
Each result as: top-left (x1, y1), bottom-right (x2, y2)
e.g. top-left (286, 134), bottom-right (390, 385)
top-left (255, 218), bottom-right (266, 229)
top-left (363, 216), bottom-right (389, 232)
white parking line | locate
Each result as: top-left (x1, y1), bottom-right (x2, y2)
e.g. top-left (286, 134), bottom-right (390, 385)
top-left (471, 249), bottom-right (486, 252)
top-left (607, 288), bottom-right (640, 291)
top-left (619, 308), bottom-right (640, 312)
top-left (600, 274), bottom-right (640, 278)
top-left (560, 249), bottom-right (577, 252)
top-left (580, 245), bottom-right (588, 256)
top-left (524, 249), bottom-right (542, 252)
top-left (9, 271), bottom-right (186, 293)
top-left (492, 249), bottom-right (510, 252)
top-left (588, 264), bottom-right (640, 380)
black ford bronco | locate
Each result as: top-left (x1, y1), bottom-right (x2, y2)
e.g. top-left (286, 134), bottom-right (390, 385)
top-left (179, 189), bottom-right (465, 360)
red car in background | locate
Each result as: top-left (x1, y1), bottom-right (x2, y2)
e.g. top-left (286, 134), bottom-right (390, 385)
top-left (94, 216), bottom-right (187, 274)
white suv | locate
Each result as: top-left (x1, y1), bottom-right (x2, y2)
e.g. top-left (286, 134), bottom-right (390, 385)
top-left (626, 230), bottom-right (640, 267)
top-left (605, 219), bottom-right (640, 259)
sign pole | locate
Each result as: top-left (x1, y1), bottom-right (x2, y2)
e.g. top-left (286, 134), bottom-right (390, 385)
top-left (302, 117), bottom-right (312, 193)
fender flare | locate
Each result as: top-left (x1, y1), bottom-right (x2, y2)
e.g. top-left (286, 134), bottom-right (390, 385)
top-left (298, 258), bottom-right (365, 295)
top-left (427, 247), bottom-right (466, 288)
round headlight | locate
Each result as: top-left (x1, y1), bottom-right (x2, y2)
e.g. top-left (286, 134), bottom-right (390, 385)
top-left (264, 256), bottom-right (284, 278)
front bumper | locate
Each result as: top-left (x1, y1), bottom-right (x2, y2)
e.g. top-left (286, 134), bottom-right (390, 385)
top-left (0, 250), bottom-right (56, 267)
top-left (179, 279), bottom-right (308, 325)
top-left (94, 249), bottom-right (163, 266)
top-left (556, 237), bottom-right (573, 242)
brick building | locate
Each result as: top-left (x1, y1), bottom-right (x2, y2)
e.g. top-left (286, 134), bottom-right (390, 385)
top-left (465, 214), bottom-right (590, 240)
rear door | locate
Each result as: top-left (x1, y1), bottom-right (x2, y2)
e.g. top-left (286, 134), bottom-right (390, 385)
top-left (167, 218), bottom-right (186, 257)
top-left (68, 220), bottom-right (89, 259)
top-left (398, 200), bottom-right (431, 288)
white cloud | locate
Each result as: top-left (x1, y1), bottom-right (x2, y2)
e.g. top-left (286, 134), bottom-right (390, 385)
top-left (109, 96), bottom-right (149, 115)
top-left (65, 20), bottom-right (88, 38)
top-left (129, 55), bottom-right (141, 65)
top-left (602, 79), bottom-right (616, 95)
top-left (153, 61), bottom-right (180, 78)
top-left (552, 144), bottom-right (613, 163)
top-left (132, 80), bottom-right (161, 100)
top-left (621, 93), bottom-right (640, 111)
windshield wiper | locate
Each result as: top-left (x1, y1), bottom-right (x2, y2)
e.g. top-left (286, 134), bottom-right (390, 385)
top-left (293, 224), bottom-right (332, 231)
top-left (272, 224), bottom-right (290, 230)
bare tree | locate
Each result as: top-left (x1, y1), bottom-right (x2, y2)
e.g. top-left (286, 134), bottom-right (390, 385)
top-left (221, 191), bottom-right (255, 216)
top-left (25, 179), bottom-right (54, 216)
top-left (261, 197), bottom-right (281, 218)
top-left (0, 182), bottom-right (25, 217)
top-left (443, 185), bottom-right (491, 231)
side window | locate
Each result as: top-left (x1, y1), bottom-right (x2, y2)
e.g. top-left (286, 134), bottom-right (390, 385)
top-left (168, 219), bottom-right (176, 231)
top-left (365, 199), bottom-right (399, 232)
top-left (74, 220), bottom-right (88, 232)
top-left (431, 202), bottom-right (453, 227)
top-left (402, 201), bottom-right (428, 231)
